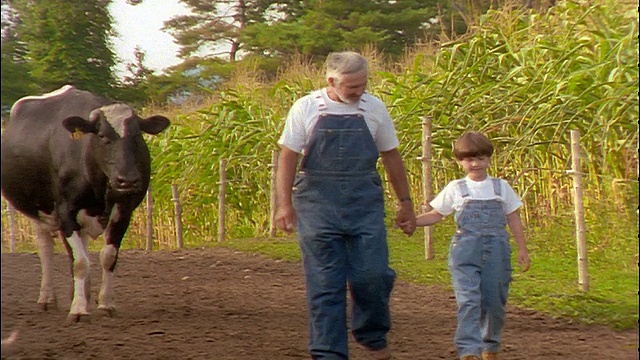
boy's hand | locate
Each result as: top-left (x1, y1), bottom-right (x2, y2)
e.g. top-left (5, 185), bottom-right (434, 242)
top-left (395, 201), bottom-right (416, 236)
top-left (396, 220), bottom-right (414, 234)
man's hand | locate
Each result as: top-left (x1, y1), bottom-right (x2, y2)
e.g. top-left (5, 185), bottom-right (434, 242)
top-left (275, 204), bottom-right (296, 233)
top-left (395, 201), bottom-right (416, 236)
top-left (517, 247), bottom-right (531, 272)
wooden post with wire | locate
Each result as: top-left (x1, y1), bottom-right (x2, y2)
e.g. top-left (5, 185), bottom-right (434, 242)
top-left (269, 150), bottom-right (279, 237)
top-left (570, 130), bottom-right (589, 292)
top-left (7, 201), bottom-right (18, 253)
top-left (171, 184), bottom-right (184, 249)
top-left (420, 116), bottom-right (434, 260)
top-left (218, 159), bottom-right (227, 242)
top-left (145, 185), bottom-right (154, 251)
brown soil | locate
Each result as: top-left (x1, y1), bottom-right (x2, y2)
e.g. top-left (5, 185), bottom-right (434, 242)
top-left (1, 248), bottom-right (637, 359)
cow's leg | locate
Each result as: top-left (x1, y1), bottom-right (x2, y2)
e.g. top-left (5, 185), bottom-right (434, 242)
top-left (97, 243), bottom-right (118, 316)
top-left (97, 204), bottom-right (127, 317)
top-left (33, 221), bottom-right (57, 310)
top-left (63, 231), bottom-right (92, 323)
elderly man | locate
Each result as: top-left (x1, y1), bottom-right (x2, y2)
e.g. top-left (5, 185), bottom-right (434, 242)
top-left (275, 51), bottom-right (416, 360)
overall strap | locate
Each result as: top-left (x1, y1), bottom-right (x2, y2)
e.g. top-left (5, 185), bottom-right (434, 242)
top-left (313, 92), bottom-right (328, 113)
top-left (457, 179), bottom-right (470, 198)
top-left (491, 178), bottom-right (502, 196)
top-left (313, 90), bottom-right (367, 114)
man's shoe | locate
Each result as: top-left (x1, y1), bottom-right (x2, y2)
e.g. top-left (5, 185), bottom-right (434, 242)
top-left (482, 352), bottom-right (498, 360)
top-left (367, 347), bottom-right (391, 360)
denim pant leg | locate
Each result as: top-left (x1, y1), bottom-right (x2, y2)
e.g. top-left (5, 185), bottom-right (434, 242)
top-left (348, 221), bottom-right (395, 350)
top-left (298, 222), bottom-right (350, 360)
top-left (480, 238), bottom-right (512, 353)
top-left (449, 235), bottom-right (484, 358)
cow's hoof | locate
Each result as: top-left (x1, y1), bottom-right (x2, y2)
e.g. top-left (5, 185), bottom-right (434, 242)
top-left (38, 301), bottom-right (57, 312)
top-left (95, 306), bottom-right (117, 318)
top-left (65, 313), bottom-right (91, 324)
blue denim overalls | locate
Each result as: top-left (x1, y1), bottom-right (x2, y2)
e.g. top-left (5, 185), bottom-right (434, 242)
top-left (292, 94), bottom-right (396, 360)
top-left (448, 179), bottom-right (513, 358)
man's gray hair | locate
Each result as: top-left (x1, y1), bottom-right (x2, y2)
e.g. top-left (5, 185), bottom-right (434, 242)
top-left (325, 52), bottom-right (369, 82)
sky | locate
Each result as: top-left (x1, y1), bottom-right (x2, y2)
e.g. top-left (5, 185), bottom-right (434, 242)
top-left (109, 0), bottom-right (191, 77)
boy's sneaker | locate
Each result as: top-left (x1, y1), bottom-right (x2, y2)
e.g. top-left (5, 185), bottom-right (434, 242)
top-left (461, 356), bottom-right (481, 360)
top-left (482, 352), bottom-right (499, 360)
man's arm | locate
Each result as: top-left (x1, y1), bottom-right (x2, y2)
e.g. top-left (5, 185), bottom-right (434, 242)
top-left (275, 146), bottom-right (300, 233)
top-left (380, 148), bottom-right (416, 235)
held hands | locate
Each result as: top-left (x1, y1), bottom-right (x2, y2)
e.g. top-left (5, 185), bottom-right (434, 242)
top-left (395, 200), bottom-right (416, 236)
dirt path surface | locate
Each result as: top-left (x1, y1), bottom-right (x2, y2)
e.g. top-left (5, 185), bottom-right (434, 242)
top-left (1, 248), bottom-right (637, 359)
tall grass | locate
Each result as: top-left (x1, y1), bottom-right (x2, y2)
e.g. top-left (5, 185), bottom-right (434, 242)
top-left (137, 0), bottom-right (637, 242)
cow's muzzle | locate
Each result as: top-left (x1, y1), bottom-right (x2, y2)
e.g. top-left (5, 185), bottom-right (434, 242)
top-left (112, 175), bottom-right (142, 194)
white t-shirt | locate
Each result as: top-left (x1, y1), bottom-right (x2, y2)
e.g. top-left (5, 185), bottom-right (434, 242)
top-left (430, 176), bottom-right (523, 216)
top-left (277, 89), bottom-right (400, 154)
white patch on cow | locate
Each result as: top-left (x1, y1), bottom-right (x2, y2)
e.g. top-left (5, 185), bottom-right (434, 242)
top-left (67, 232), bottom-right (91, 315)
top-left (110, 204), bottom-right (122, 223)
top-left (1, 330), bottom-right (19, 347)
top-left (76, 210), bottom-right (104, 239)
top-left (36, 211), bottom-right (59, 232)
top-left (33, 221), bottom-right (57, 308)
top-left (98, 244), bottom-right (118, 311)
top-left (101, 103), bottom-right (134, 137)
top-left (10, 85), bottom-right (75, 118)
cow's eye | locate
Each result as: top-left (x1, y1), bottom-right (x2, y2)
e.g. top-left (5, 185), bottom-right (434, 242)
top-left (98, 134), bottom-right (110, 143)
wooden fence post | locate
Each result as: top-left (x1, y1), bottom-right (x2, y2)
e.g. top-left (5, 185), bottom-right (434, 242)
top-left (7, 201), bottom-right (18, 253)
top-left (420, 116), bottom-right (434, 260)
top-left (172, 184), bottom-right (184, 249)
top-left (218, 159), bottom-right (227, 242)
top-left (145, 185), bottom-right (154, 251)
top-left (270, 150), bottom-right (279, 237)
top-left (570, 130), bottom-right (589, 292)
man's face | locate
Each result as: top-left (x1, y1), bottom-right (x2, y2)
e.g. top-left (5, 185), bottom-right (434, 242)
top-left (329, 70), bottom-right (368, 104)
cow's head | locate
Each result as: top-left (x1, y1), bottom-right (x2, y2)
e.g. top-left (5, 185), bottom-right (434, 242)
top-left (62, 103), bottom-right (170, 195)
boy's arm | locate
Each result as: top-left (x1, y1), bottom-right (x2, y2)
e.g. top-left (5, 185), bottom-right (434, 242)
top-left (415, 209), bottom-right (444, 227)
top-left (506, 209), bottom-right (531, 272)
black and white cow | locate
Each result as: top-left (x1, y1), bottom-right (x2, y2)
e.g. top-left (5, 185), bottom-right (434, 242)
top-left (1, 85), bottom-right (170, 322)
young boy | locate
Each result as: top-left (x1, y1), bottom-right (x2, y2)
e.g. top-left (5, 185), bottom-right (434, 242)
top-left (405, 131), bottom-right (530, 360)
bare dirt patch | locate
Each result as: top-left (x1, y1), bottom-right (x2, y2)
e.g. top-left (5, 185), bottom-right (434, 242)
top-left (1, 248), bottom-right (637, 359)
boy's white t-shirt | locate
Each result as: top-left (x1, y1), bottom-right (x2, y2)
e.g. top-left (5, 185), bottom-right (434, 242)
top-left (430, 176), bottom-right (523, 216)
top-left (277, 89), bottom-right (400, 154)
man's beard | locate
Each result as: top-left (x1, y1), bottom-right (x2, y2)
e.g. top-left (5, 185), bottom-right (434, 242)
top-left (336, 91), bottom-right (358, 104)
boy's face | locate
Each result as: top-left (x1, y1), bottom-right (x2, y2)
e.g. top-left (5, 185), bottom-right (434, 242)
top-left (457, 156), bottom-right (491, 181)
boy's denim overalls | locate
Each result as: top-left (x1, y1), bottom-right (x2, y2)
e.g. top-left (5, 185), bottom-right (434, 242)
top-left (292, 94), bottom-right (396, 360)
top-left (449, 179), bottom-right (513, 358)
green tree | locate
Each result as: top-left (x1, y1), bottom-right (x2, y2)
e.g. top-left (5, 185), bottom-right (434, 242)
top-left (163, 0), bottom-right (270, 62)
top-left (111, 46), bottom-right (157, 106)
top-left (241, 0), bottom-right (440, 59)
top-left (1, 1), bottom-right (38, 113)
top-left (10, 0), bottom-right (117, 96)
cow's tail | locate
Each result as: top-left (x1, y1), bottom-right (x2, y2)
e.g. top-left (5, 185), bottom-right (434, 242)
top-left (1, 330), bottom-right (19, 347)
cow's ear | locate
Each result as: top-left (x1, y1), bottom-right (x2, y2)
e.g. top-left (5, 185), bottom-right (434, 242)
top-left (62, 116), bottom-right (97, 134)
top-left (139, 116), bottom-right (170, 135)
